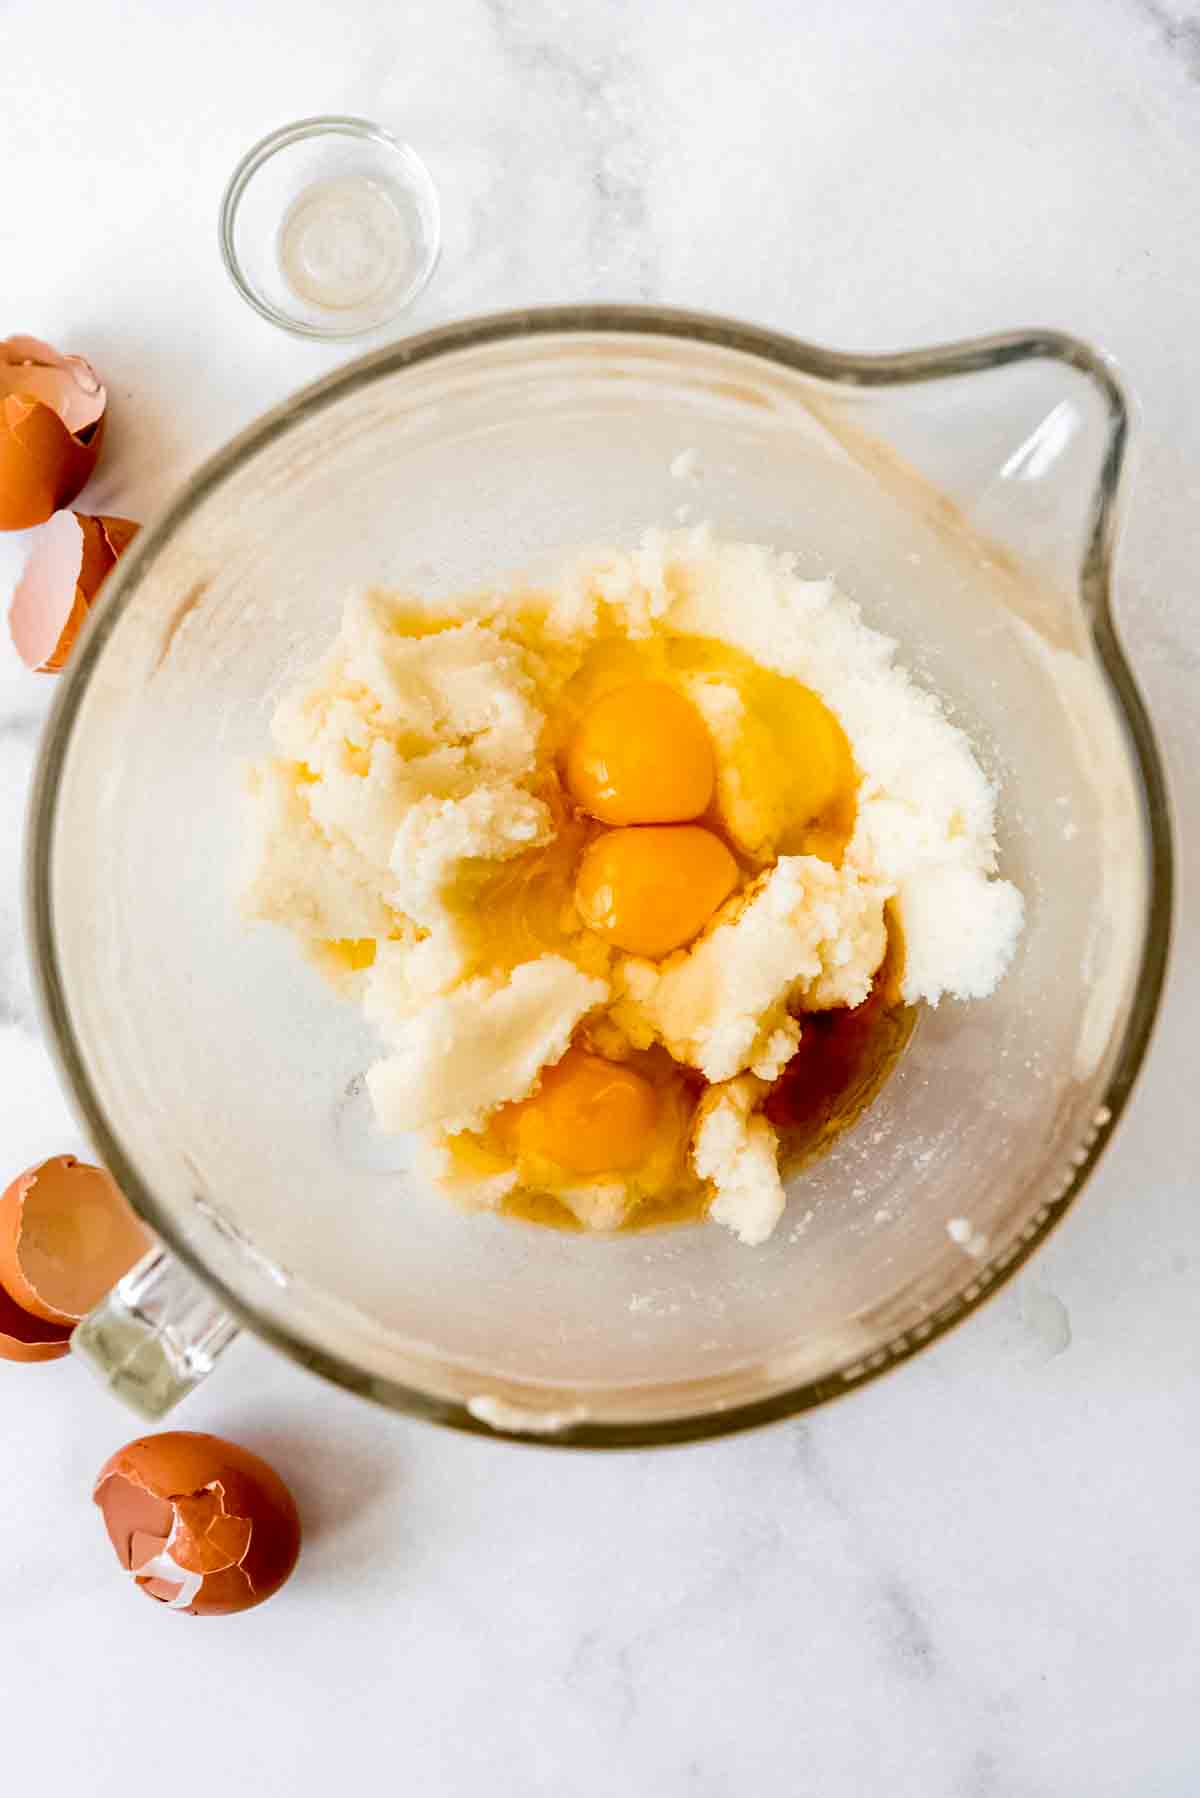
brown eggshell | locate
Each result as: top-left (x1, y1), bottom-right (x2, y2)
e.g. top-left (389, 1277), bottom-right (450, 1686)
top-left (0, 1155), bottom-right (152, 1325)
top-left (94, 1432), bottom-right (302, 1616)
top-left (95, 513), bottom-right (139, 557)
top-left (9, 509), bottom-right (140, 673)
top-left (0, 337), bottom-right (107, 531)
top-left (0, 1280), bottom-right (72, 1363)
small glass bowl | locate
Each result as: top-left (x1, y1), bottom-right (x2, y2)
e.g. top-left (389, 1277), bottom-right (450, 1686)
top-left (219, 116), bottom-right (441, 340)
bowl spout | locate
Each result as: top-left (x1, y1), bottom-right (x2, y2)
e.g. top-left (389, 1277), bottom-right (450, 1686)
top-left (800, 331), bottom-right (1128, 651)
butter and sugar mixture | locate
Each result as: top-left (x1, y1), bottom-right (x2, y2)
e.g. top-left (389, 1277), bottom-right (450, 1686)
top-left (245, 528), bottom-right (1023, 1244)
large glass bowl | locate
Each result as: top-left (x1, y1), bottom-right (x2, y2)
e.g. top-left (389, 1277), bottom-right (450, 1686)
top-left (29, 308), bottom-right (1171, 1444)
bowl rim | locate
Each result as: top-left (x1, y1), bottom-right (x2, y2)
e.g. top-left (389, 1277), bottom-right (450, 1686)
top-left (26, 305), bottom-right (1174, 1446)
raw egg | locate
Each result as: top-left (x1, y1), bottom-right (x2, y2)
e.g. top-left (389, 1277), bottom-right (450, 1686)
top-left (94, 1432), bottom-right (302, 1616)
top-left (9, 509), bottom-right (139, 672)
top-left (0, 1156), bottom-right (151, 1326)
top-left (0, 336), bottom-right (107, 531)
top-left (575, 824), bottom-right (738, 959)
top-left (695, 665), bottom-right (856, 864)
top-left (318, 937), bottom-right (378, 974)
top-left (494, 1046), bottom-right (661, 1177)
top-left (565, 679), bottom-right (714, 824)
top-left (484, 1041), bottom-right (701, 1228)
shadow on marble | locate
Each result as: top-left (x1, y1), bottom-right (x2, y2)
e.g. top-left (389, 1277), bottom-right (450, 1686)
top-left (208, 1402), bottom-right (404, 1555)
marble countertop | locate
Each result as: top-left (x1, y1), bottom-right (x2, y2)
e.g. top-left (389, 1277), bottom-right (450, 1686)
top-left (3, 1), bottom-right (1199, 1792)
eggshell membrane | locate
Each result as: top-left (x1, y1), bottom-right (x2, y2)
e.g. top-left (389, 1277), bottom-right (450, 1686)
top-left (9, 510), bottom-right (139, 673)
top-left (0, 1281), bottom-right (72, 1363)
top-left (0, 337), bottom-right (106, 531)
top-left (94, 1433), bottom-right (302, 1616)
top-left (0, 1155), bottom-right (152, 1325)
top-left (1, 337), bottom-right (106, 432)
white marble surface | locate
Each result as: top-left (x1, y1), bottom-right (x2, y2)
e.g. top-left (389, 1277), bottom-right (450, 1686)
top-left (2, 0), bottom-right (1199, 1791)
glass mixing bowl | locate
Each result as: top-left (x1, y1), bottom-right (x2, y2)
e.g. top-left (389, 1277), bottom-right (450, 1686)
top-left (29, 307), bottom-right (1171, 1444)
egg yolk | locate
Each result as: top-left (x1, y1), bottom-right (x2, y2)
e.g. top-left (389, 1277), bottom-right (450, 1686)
top-left (324, 937), bottom-right (377, 971)
top-left (704, 670), bottom-right (855, 863)
top-left (575, 824), bottom-right (738, 959)
top-left (494, 1048), bottom-right (661, 1176)
top-left (565, 681), bottom-right (715, 825)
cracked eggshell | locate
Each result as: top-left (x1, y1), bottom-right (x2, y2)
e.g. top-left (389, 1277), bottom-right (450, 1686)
top-left (9, 509), bottom-right (140, 672)
top-left (94, 1432), bottom-right (302, 1616)
top-left (0, 1156), bottom-right (152, 1326)
top-left (0, 336), bottom-right (107, 530)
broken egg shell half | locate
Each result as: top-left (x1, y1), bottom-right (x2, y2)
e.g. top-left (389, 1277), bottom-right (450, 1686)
top-left (0, 336), bottom-right (107, 532)
top-left (0, 1280), bottom-right (72, 1363)
top-left (94, 1432), bottom-right (302, 1616)
top-left (0, 1155), bottom-right (152, 1326)
top-left (9, 509), bottom-right (139, 673)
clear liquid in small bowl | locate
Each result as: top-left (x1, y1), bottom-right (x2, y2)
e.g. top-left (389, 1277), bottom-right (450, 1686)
top-left (276, 175), bottom-right (415, 316)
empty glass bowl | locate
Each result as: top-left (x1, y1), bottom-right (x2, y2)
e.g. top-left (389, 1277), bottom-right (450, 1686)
top-left (33, 309), bottom-right (1171, 1443)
